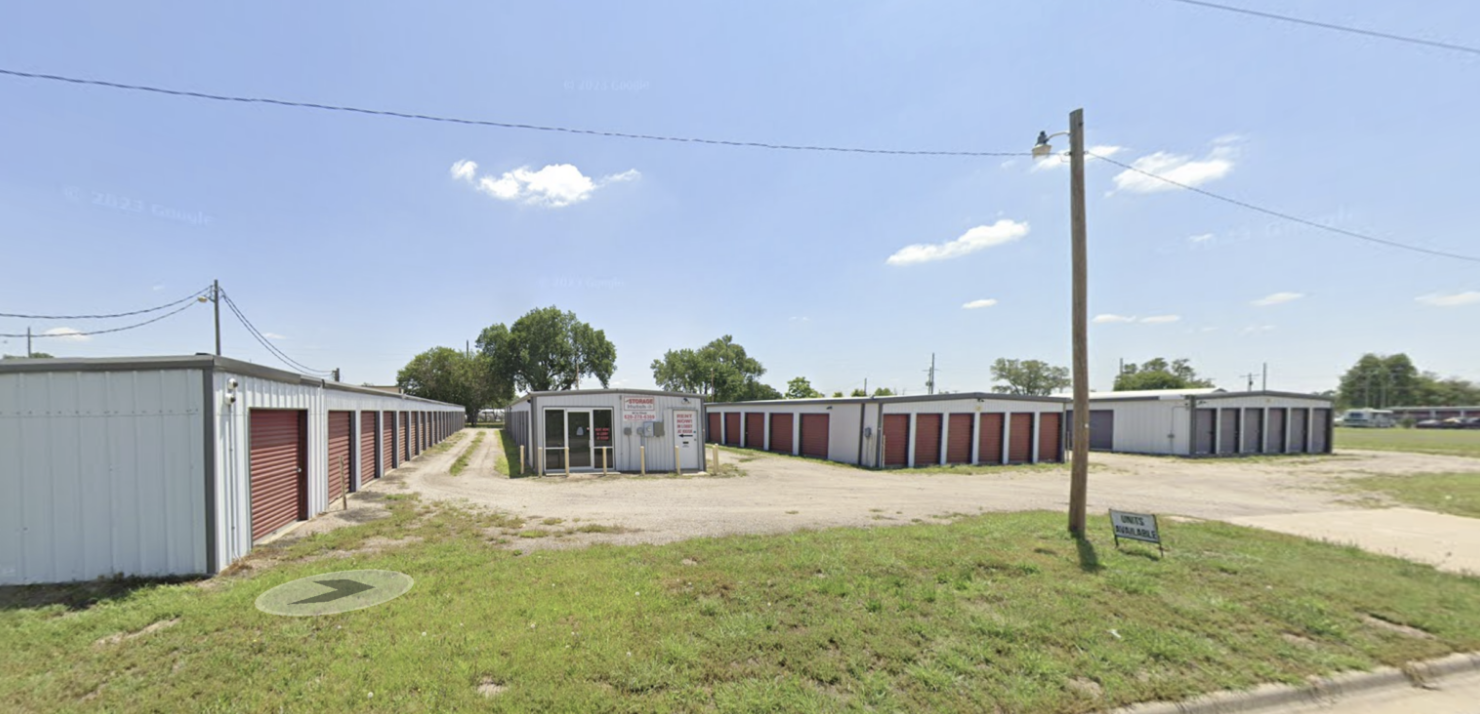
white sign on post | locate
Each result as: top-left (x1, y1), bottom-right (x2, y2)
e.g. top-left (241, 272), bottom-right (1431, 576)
top-left (622, 396), bottom-right (657, 422)
top-left (1109, 509), bottom-right (1164, 556)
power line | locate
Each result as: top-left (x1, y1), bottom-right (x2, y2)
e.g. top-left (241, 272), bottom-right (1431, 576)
top-left (0, 300), bottom-right (199, 338)
top-left (1153, 0), bottom-right (1480, 56)
top-left (1087, 151), bottom-right (1480, 264)
top-left (218, 290), bottom-right (332, 376)
top-left (0, 68), bottom-right (1028, 158)
top-left (0, 285), bottom-right (210, 319)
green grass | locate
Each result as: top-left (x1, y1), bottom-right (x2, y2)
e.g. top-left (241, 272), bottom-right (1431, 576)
top-left (4, 505), bottom-right (1480, 713)
top-left (1335, 427), bottom-right (1480, 458)
top-left (715, 444), bottom-right (854, 469)
top-left (448, 432), bottom-right (485, 476)
top-left (1346, 472), bottom-right (1480, 518)
top-left (423, 431), bottom-right (464, 456)
top-left (495, 427), bottom-right (524, 478)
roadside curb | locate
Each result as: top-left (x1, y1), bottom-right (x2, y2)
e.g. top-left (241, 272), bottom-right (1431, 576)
top-left (1105, 651), bottom-right (1480, 714)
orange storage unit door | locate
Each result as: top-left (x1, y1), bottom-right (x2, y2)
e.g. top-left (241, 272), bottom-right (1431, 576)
top-left (327, 411), bottom-right (353, 501)
top-left (799, 413), bottom-right (830, 459)
top-left (882, 414), bottom-right (910, 467)
top-left (744, 413), bottom-right (765, 449)
top-left (707, 412), bottom-right (720, 443)
top-left (1037, 412), bottom-right (1062, 463)
top-left (361, 412), bottom-right (378, 481)
top-left (913, 414), bottom-right (942, 467)
top-left (383, 412), bottom-right (396, 468)
top-left (946, 414), bottom-right (974, 464)
top-left (1007, 413), bottom-right (1034, 463)
top-left (400, 412), bottom-right (410, 461)
top-left (249, 409), bottom-right (305, 541)
top-left (769, 413), bottom-right (794, 454)
top-left (724, 413), bottom-right (740, 445)
top-left (978, 413), bottom-right (1004, 464)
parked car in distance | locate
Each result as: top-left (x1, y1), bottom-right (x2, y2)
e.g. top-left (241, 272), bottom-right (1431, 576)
top-left (1460, 417), bottom-right (1480, 430)
top-left (1415, 419), bottom-right (1445, 429)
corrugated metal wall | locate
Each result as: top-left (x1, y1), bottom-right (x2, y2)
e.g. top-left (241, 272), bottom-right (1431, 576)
top-left (526, 393), bottom-right (705, 473)
top-left (1, 369), bottom-right (207, 585)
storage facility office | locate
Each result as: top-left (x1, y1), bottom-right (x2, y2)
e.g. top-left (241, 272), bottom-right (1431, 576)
top-left (706, 393), bottom-right (1071, 469)
top-left (0, 355), bottom-right (464, 585)
top-left (507, 389), bottom-right (707, 474)
top-left (1077, 388), bottom-right (1334, 456)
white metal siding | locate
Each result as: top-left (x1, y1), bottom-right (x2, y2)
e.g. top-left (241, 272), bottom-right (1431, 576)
top-left (0, 369), bottom-right (206, 585)
top-left (1091, 395), bottom-right (1332, 456)
top-left (529, 393), bottom-right (704, 473)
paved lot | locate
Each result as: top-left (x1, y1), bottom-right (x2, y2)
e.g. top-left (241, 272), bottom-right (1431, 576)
top-left (374, 431), bottom-right (1480, 553)
top-left (1229, 508), bottom-right (1480, 575)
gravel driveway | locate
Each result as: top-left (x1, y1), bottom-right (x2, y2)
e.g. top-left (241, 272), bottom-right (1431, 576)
top-left (382, 430), bottom-right (1480, 548)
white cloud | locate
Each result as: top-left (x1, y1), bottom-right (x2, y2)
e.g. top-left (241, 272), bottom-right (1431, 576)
top-left (1416, 291), bottom-right (1480, 307)
top-left (1093, 314), bottom-right (1136, 323)
top-left (1031, 145), bottom-right (1124, 172)
top-left (151, 284), bottom-right (166, 292)
top-left (886, 220), bottom-right (1029, 266)
top-left (962, 299), bottom-right (998, 310)
top-left (262, 332), bottom-right (287, 340)
top-left (1251, 291), bottom-right (1304, 307)
top-left (1110, 141), bottom-right (1238, 194)
top-left (452, 161), bottom-right (640, 208)
top-left (1188, 233), bottom-right (1214, 243)
top-left (1139, 315), bottom-right (1181, 324)
top-left (788, 316), bottom-right (810, 322)
top-left (42, 327), bottom-right (89, 342)
top-left (450, 160), bottom-right (478, 182)
top-left (1241, 324), bottom-right (1276, 335)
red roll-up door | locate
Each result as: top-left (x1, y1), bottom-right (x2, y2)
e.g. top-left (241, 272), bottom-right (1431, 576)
top-left (800, 413), bottom-right (830, 459)
top-left (328, 411), bottom-right (353, 502)
top-left (914, 414), bottom-right (943, 467)
top-left (361, 412), bottom-right (378, 481)
top-left (769, 413), bottom-right (794, 454)
top-left (745, 413), bottom-right (765, 450)
top-left (946, 414), bottom-right (974, 464)
top-left (383, 411), bottom-right (396, 469)
top-left (882, 414), bottom-right (910, 467)
top-left (978, 413), bottom-right (1004, 464)
top-left (1007, 413), bottom-right (1034, 463)
top-left (412, 413), bottom-right (422, 456)
top-left (724, 413), bottom-right (740, 445)
top-left (1037, 412), bottom-right (1062, 463)
top-left (707, 413), bottom-right (720, 443)
top-left (400, 412), bottom-right (410, 462)
top-left (249, 409), bottom-right (305, 541)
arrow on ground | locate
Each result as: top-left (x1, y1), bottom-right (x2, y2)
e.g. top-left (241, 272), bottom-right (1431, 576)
top-left (290, 579), bottom-right (375, 605)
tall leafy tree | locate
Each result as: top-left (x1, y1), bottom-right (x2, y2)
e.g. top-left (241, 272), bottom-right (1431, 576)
top-left (397, 347), bottom-right (509, 424)
top-left (476, 307), bottom-right (616, 392)
top-left (650, 335), bottom-right (780, 402)
top-left (990, 358), bottom-right (1070, 396)
top-left (1337, 353), bottom-right (1430, 408)
top-left (785, 377), bottom-right (823, 399)
top-left (1114, 358), bottom-right (1215, 391)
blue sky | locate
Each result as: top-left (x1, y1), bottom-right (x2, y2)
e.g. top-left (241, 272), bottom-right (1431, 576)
top-left (2, 1), bottom-right (1477, 396)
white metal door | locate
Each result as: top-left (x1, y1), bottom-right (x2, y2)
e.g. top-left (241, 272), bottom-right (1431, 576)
top-left (674, 409), bottom-right (701, 471)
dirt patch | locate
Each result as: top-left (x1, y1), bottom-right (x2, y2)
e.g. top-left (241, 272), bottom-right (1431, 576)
top-left (94, 617), bottom-right (179, 647)
top-left (1282, 633), bottom-right (1318, 648)
top-left (476, 678), bottom-right (506, 697)
top-left (1361, 613), bottom-right (1436, 639)
top-left (1067, 677), bottom-right (1103, 698)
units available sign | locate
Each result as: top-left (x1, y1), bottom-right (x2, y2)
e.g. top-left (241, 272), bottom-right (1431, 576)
top-left (1109, 509), bottom-right (1164, 555)
top-left (622, 396), bottom-right (658, 422)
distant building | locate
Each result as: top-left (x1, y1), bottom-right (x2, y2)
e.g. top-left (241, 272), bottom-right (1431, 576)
top-left (1386, 406), bottom-right (1480, 421)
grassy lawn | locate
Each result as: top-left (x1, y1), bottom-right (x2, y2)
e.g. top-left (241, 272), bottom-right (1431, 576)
top-left (495, 427), bottom-right (523, 477)
top-left (422, 431), bottom-right (464, 456)
top-left (4, 506), bottom-right (1480, 713)
top-left (1346, 472), bottom-right (1480, 519)
top-left (1335, 427), bottom-right (1480, 459)
top-left (449, 432), bottom-right (485, 476)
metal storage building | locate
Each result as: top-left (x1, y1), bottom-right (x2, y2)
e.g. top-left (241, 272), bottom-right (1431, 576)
top-left (0, 355), bottom-right (464, 585)
top-left (706, 393), bottom-right (1070, 469)
top-left (506, 389), bottom-right (706, 474)
top-left (1075, 388), bottom-right (1334, 456)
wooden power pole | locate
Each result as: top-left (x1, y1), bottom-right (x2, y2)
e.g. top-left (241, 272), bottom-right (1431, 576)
top-left (1067, 108), bottom-right (1091, 538)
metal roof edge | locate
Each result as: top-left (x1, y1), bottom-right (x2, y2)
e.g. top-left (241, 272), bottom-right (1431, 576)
top-left (709, 392), bottom-right (1072, 407)
top-left (509, 388), bottom-right (705, 407)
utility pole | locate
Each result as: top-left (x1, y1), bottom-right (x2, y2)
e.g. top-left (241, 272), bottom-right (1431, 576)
top-left (332, 368), bottom-right (340, 383)
top-left (927, 353), bottom-right (936, 395)
top-left (466, 340), bottom-right (470, 358)
top-left (863, 377), bottom-right (868, 397)
top-left (1067, 108), bottom-right (1091, 538)
top-left (1240, 372), bottom-right (1256, 391)
top-left (26, 326), bottom-right (32, 358)
top-left (212, 279), bottom-right (221, 356)
top-left (1262, 362), bottom-right (1268, 391)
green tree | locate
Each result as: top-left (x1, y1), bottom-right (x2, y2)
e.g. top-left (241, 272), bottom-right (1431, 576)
top-left (650, 335), bottom-right (780, 402)
top-left (476, 307), bottom-right (616, 393)
top-left (872, 387), bottom-right (895, 397)
top-left (785, 377), bottom-right (823, 399)
top-left (397, 347), bottom-right (510, 424)
top-left (3, 352), bottom-right (54, 359)
top-left (831, 391), bottom-right (844, 398)
top-left (990, 358), bottom-right (1071, 396)
top-left (1336, 353), bottom-right (1422, 408)
top-left (849, 388), bottom-right (867, 397)
top-left (1114, 358), bottom-right (1214, 391)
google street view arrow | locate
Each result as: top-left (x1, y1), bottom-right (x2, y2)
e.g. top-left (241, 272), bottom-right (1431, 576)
top-left (255, 570), bottom-right (415, 616)
top-left (290, 578), bottom-right (376, 605)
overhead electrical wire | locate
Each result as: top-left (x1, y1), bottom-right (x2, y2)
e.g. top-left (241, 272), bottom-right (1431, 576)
top-left (218, 290), bottom-right (333, 376)
top-left (1153, 0), bottom-right (1480, 56)
top-left (1087, 151), bottom-right (1480, 263)
top-left (0, 300), bottom-right (200, 338)
top-left (0, 68), bottom-right (1027, 158)
top-left (0, 285), bottom-right (210, 319)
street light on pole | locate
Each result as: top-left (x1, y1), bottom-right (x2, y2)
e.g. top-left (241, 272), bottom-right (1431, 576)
top-left (1034, 109), bottom-right (1091, 538)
